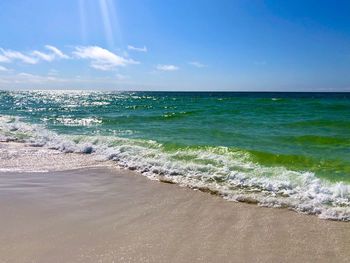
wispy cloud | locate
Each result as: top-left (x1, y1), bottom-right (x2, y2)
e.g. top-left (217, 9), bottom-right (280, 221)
top-left (17, 72), bottom-right (63, 83)
top-left (188, 61), bottom-right (207, 68)
top-left (73, 46), bottom-right (139, 71)
top-left (116, 73), bottom-right (130, 80)
top-left (46, 45), bottom-right (69, 59)
top-left (0, 65), bottom-right (9, 71)
top-left (0, 72), bottom-right (66, 85)
top-left (127, 45), bottom-right (147, 52)
top-left (32, 45), bottom-right (69, 62)
top-left (32, 50), bottom-right (54, 62)
top-left (0, 48), bottom-right (38, 64)
top-left (0, 54), bottom-right (10, 63)
top-left (48, 69), bottom-right (59, 76)
top-left (0, 45), bottom-right (68, 65)
top-left (156, 64), bottom-right (179, 71)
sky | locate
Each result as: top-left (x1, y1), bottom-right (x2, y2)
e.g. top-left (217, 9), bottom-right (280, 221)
top-left (0, 0), bottom-right (349, 91)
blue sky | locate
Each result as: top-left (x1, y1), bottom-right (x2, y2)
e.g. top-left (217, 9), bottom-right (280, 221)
top-left (0, 0), bottom-right (349, 91)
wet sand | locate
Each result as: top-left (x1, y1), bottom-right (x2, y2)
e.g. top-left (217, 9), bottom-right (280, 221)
top-left (0, 166), bottom-right (349, 263)
top-left (0, 142), bottom-right (112, 172)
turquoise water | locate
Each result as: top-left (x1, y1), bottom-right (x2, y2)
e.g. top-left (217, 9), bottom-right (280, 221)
top-left (1, 90), bottom-right (350, 220)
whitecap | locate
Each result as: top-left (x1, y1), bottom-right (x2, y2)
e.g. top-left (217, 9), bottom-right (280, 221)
top-left (1, 115), bottom-right (350, 221)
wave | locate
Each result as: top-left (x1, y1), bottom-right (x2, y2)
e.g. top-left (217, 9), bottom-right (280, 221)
top-left (288, 120), bottom-right (350, 129)
top-left (1, 115), bottom-right (350, 221)
top-left (281, 135), bottom-right (350, 146)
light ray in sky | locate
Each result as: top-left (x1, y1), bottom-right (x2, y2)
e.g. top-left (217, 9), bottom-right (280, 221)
top-left (99, 0), bottom-right (115, 48)
top-left (106, 0), bottom-right (124, 47)
top-left (78, 0), bottom-right (88, 44)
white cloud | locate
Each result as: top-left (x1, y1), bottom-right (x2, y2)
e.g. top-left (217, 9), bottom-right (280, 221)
top-left (45, 45), bottom-right (69, 59)
top-left (188, 61), bottom-right (207, 68)
top-left (32, 50), bottom-right (54, 62)
top-left (32, 45), bottom-right (69, 62)
top-left (17, 72), bottom-right (55, 82)
top-left (156, 64), bottom-right (179, 71)
top-left (0, 54), bottom-right (10, 63)
top-left (0, 48), bottom-right (38, 64)
top-left (73, 46), bottom-right (139, 71)
top-left (0, 72), bottom-right (66, 85)
top-left (17, 72), bottom-right (61, 83)
top-left (0, 65), bottom-right (8, 71)
top-left (17, 72), bottom-right (39, 78)
top-left (127, 45), bottom-right (147, 52)
top-left (0, 45), bottom-right (68, 65)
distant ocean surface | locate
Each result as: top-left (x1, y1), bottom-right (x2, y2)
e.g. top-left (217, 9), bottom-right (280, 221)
top-left (1, 90), bottom-right (350, 220)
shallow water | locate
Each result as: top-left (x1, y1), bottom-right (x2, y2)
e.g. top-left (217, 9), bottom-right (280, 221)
top-left (1, 90), bottom-right (350, 220)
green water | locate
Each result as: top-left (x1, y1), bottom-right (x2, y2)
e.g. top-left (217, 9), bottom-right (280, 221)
top-left (1, 90), bottom-right (350, 182)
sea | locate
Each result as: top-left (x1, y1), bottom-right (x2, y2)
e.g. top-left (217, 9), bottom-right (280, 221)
top-left (1, 90), bottom-right (350, 220)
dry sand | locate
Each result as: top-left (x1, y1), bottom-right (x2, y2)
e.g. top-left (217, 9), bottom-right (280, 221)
top-left (0, 166), bottom-right (350, 263)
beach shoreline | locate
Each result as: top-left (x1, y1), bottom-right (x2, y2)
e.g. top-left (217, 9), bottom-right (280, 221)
top-left (0, 161), bottom-right (350, 262)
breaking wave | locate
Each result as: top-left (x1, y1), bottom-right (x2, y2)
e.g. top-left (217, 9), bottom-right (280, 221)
top-left (1, 115), bottom-right (350, 221)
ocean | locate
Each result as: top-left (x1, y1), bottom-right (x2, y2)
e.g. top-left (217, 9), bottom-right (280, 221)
top-left (1, 90), bottom-right (350, 220)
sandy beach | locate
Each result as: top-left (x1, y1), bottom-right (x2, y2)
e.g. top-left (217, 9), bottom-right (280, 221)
top-left (0, 157), bottom-right (350, 262)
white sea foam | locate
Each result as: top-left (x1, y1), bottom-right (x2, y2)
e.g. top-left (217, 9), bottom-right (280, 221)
top-left (1, 115), bottom-right (350, 221)
top-left (55, 117), bottom-right (102, 126)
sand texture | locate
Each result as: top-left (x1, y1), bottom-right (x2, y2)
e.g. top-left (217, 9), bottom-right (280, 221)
top-left (0, 167), bottom-right (349, 262)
